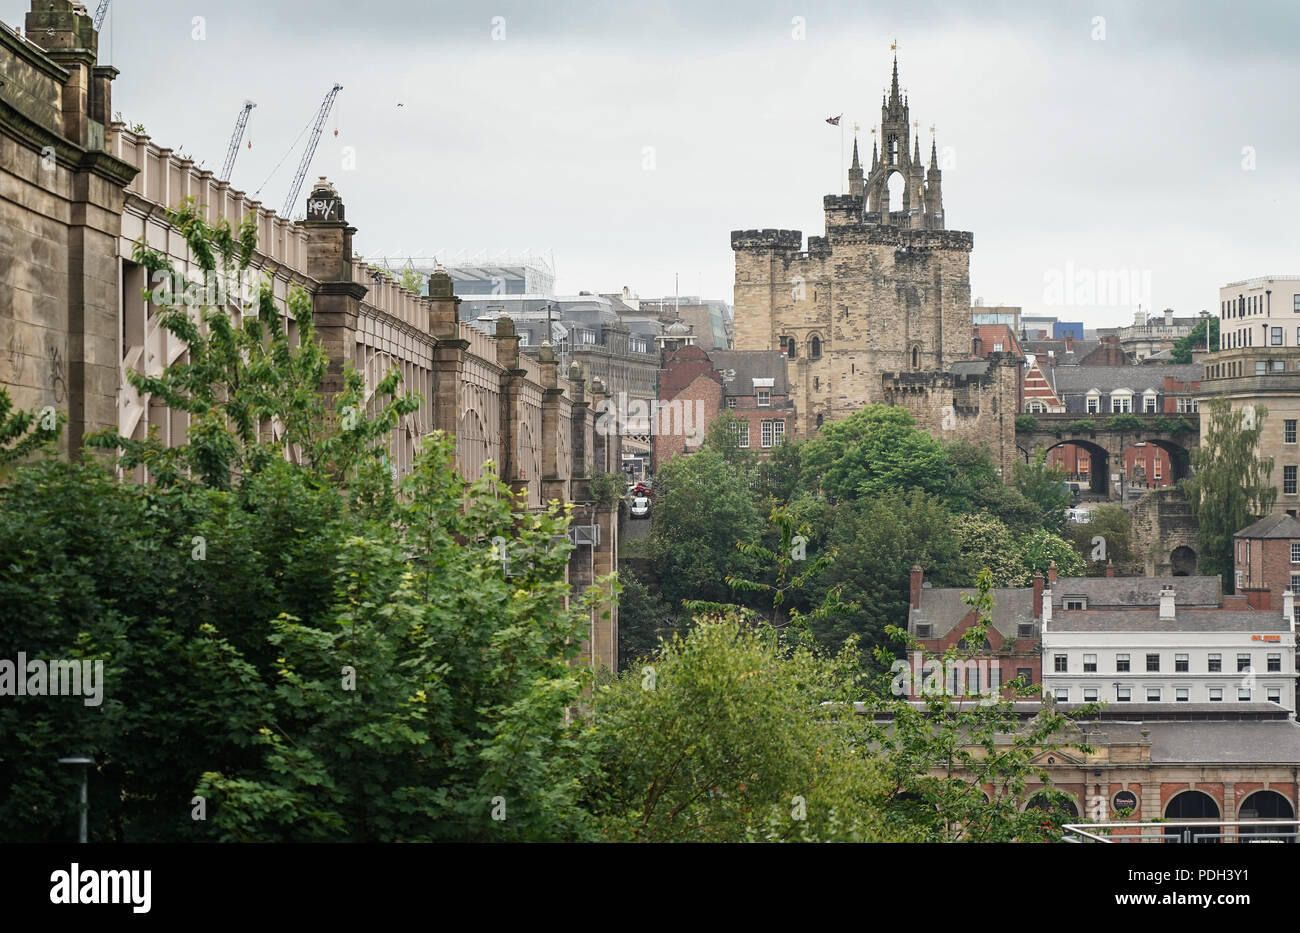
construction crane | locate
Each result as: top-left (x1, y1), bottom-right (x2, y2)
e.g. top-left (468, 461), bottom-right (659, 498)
top-left (219, 101), bottom-right (256, 182)
top-left (93, 0), bottom-right (110, 31)
top-left (282, 83), bottom-right (342, 218)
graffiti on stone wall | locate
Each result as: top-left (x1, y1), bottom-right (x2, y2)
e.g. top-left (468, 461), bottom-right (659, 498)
top-left (46, 340), bottom-right (66, 404)
top-left (7, 334), bottom-right (27, 381)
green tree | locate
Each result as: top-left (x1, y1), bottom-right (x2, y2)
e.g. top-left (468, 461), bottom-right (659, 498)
top-left (1067, 505), bottom-right (1133, 575)
top-left (701, 411), bottom-right (758, 472)
top-left (579, 616), bottom-right (895, 842)
top-left (1014, 449), bottom-right (1071, 534)
top-left (0, 387), bottom-right (63, 473)
top-left (649, 448), bottom-right (762, 607)
top-left (399, 267), bottom-right (424, 294)
top-left (811, 490), bottom-right (963, 657)
top-left (1183, 398), bottom-right (1277, 592)
top-left (616, 575), bottom-right (685, 671)
top-left (799, 405), bottom-right (950, 503)
top-left (1168, 316), bottom-right (1218, 364)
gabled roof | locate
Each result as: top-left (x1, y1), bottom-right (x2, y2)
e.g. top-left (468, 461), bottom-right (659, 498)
top-left (911, 587), bottom-right (1035, 640)
top-left (1235, 513), bottom-right (1300, 540)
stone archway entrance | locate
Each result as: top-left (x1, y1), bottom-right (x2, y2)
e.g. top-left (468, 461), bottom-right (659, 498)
top-left (1170, 545), bottom-right (1197, 576)
top-left (1043, 439), bottom-right (1110, 497)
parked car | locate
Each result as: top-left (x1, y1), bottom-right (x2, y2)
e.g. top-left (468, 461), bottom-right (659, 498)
top-left (630, 496), bottom-right (651, 519)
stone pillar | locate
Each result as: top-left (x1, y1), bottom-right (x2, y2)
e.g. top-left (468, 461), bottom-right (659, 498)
top-left (495, 316), bottom-right (527, 498)
top-left (300, 179), bottom-right (365, 402)
top-left (538, 344), bottom-right (567, 504)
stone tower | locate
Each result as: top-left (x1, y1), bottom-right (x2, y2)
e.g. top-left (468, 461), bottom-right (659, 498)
top-left (730, 54), bottom-right (1014, 477)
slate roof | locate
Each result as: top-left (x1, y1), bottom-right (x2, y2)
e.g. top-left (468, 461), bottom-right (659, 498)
top-left (1235, 513), bottom-right (1300, 540)
top-left (1050, 575), bottom-right (1221, 609)
top-left (1048, 363), bottom-right (1203, 395)
top-left (950, 360), bottom-right (993, 377)
top-left (1047, 609), bottom-right (1290, 633)
top-left (911, 587), bottom-right (1035, 639)
top-left (1024, 338), bottom-right (1101, 365)
top-left (707, 350), bottom-right (788, 396)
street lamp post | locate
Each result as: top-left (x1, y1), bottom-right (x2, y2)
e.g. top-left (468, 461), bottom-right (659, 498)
top-left (58, 756), bottom-right (95, 843)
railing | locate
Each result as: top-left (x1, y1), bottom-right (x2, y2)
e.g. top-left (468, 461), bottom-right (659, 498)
top-left (1062, 820), bottom-right (1300, 843)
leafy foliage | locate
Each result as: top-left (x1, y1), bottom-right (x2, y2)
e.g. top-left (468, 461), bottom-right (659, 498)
top-left (1183, 398), bottom-right (1276, 592)
top-left (1168, 316), bottom-right (1218, 364)
top-left (1014, 448), bottom-right (1071, 534)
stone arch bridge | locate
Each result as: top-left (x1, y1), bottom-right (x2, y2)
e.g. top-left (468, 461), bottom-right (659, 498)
top-left (1016, 413), bottom-right (1200, 501)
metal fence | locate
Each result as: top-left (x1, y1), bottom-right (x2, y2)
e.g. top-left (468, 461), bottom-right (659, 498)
top-left (1062, 819), bottom-right (1300, 843)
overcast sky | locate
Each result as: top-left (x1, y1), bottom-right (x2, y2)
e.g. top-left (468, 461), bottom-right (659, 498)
top-left (9, 0), bottom-right (1297, 325)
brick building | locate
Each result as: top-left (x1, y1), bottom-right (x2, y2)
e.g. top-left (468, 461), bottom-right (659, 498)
top-left (710, 349), bottom-right (792, 452)
top-left (1235, 513), bottom-right (1300, 625)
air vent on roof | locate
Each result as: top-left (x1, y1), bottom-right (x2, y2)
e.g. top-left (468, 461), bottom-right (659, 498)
top-left (915, 623), bottom-right (933, 638)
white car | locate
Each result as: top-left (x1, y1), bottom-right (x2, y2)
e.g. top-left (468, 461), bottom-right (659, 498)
top-left (630, 496), bottom-right (651, 519)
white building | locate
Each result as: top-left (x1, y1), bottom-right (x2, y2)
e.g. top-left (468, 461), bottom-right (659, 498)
top-left (1218, 275), bottom-right (1300, 352)
top-left (1041, 584), bottom-right (1297, 712)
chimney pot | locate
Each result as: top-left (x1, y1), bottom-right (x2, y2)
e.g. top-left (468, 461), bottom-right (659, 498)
top-left (1159, 585), bottom-right (1175, 620)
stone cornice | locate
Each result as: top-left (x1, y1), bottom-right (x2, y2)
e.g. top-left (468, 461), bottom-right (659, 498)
top-left (0, 97), bottom-right (137, 186)
top-left (0, 27), bottom-right (70, 82)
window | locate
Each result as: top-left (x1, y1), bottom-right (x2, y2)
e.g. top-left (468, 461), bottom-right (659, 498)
top-left (1209, 688), bottom-right (1223, 702)
top-left (1268, 652), bottom-right (1282, 672)
top-left (1146, 653), bottom-right (1160, 672)
top-left (1054, 688), bottom-right (1069, 702)
top-left (1054, 654), bottom-right (1068, 673)
top-left (1016, 667), bottom-right (1032, 685)
top-left (756, 389), bottom-right (771, 408)
top-left (1064, 596), bottom-right (1087, 610)
top-left (1287, 420), bottom-right (1297, 444)
top-left (1237, 653), bottom-right (1252, 672)
top-left (1275, 360), bottom-right (1287, 372)
top-left (732, 421), bottom-right (750, 448)
top-left (1175, 653), bottom-right (1189, 672)
top-left (1268, 688), bottom-right (1282, 704)
top-left (1286, 466), bottom-right (1297, 494)
top-left (1147, 688), bottom-right (1161, 702)
top-left (1117, 687), bottom-right (1131, 702)
top-left (1116, 653), bottom-right (1130, 672)
top-left (1083, 654), bottom-right (1097, 672)
top-left (1273, 327), bottom-right (1284, 346)
top-left (915, 623), bottom-right (932, 638)
top-left (1257, 360), bottom-right (1267, 375)
top-left (726, 398), bottom-right (737, 409)
top-left (760, 420), bottom-right (784, 449)
top-left (1086, 394), bottom-right (1100, 414)
top-left (1111, 395), bottom-right (1132, 413)
top-left (1017, 623), bottom-right (1034, 638)
top-left (1295, 294), bottom-right (1300, 313)
top-left (1238, 688), bottom-right (1252, 702)
top-left (1083, 688), bottom-right (1098, 702)
top-left (1291, 572), bottom-right (1300, 592)
top-left (993, 342), bottom-right (1004, 352)
top-left (809, 335), bottom-right (821, 359)
top-left (1144, 394), bottom-right (1158, 413)
top-left (1176, 688), bottom-right (1189, 702)
top-left (1177, 397), bottom-right (1199, 413)
top-left (1208, 653), bottom-right (1221, 672)
top-left (1292, 541), bottom-right (1300, 563)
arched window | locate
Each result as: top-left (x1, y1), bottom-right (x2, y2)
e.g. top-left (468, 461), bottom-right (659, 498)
top-left (911, 346), bottom-right (919, 369)
top-left (816, 413), bottom-right (824, 429)
top-left (809, 335), bottom-right (822, 359)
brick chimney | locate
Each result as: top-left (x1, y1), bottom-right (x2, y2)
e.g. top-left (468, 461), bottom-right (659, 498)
top-left (910, 564), bottom-right (924, 610)
top-left (1032, 571), bottom-right (1043, 621)
top-left (1065, 335), bottom-right (1074, 352)
top-left (1105, 560), bottom-right (1115, 578)
top-left (1159, 585), bottom-right (1175, 621)
top-left (1047, 560), bottom-right (1058, 585)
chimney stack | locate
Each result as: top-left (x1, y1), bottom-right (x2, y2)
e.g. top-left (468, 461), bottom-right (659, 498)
top-left (1032, 571), bottom-right (1044, 621)
top-left (1159, 585), bottom-right (1175, 621)
top-left (910, 564), bottom-right (924, 610)
top-left (1048, 560), bottom-right (1058, 585)
top-left (1042, 587), bottom-right (1053, 629)
top-left (1105, 560), bottom-right (1115, 578)
top-left (1285, 589), bottom-right (1295, 631)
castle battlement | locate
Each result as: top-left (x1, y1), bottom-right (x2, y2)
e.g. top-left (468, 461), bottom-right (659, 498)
top-left (730, 228), bottom-right (803, 251)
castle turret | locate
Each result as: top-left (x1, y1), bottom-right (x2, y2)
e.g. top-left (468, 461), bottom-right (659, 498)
top-left (925, 136), bottom-right (945, 230)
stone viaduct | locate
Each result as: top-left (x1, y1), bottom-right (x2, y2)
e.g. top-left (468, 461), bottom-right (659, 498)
top-left (1, 1), bottom-right (619, 669)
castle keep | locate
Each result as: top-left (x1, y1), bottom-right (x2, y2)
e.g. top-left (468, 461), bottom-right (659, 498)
top-left (731, 55), bottom-right (1018, 475)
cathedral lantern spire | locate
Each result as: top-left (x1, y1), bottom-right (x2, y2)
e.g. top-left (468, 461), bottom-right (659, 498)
top-left (848, 132), bottom-right (864, 198)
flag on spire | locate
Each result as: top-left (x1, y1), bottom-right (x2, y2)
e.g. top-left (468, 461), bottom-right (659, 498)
top-left (825, 114), bottom-right (841, 125)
